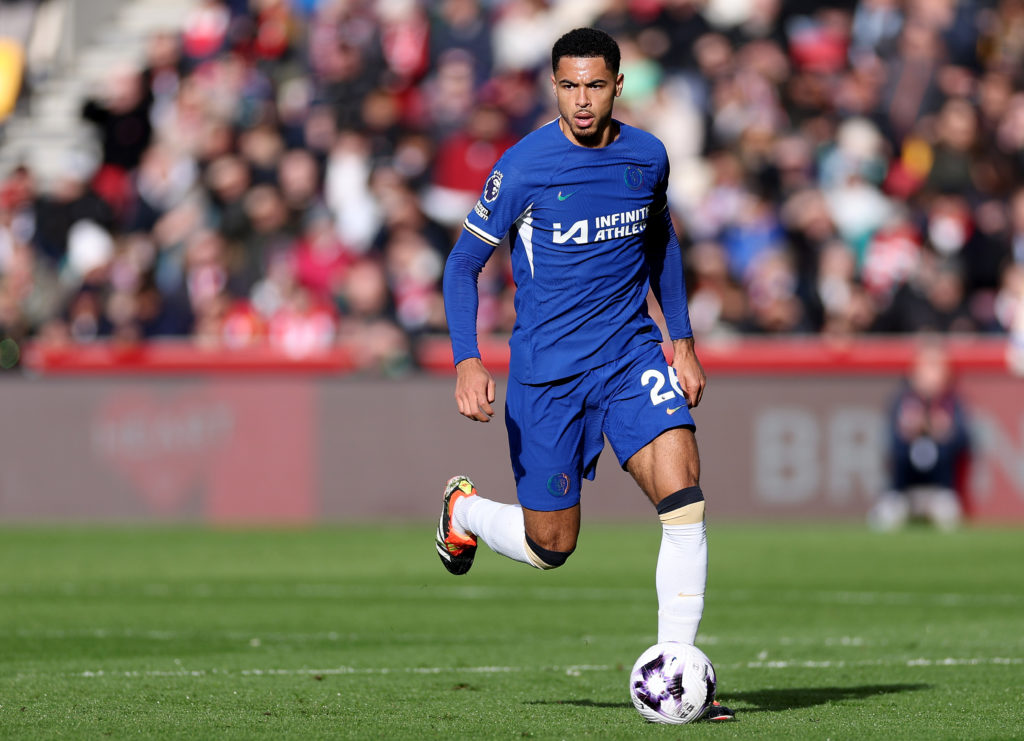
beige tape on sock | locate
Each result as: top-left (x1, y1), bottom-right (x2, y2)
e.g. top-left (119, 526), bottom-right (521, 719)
top-left (658, 500), bottom-right (705, 526)
top-left (523, 538), bottom-right (556, 570)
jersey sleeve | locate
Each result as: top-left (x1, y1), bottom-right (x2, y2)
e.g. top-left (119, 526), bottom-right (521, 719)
top-left (443, 228), bottom-right (498, 366)
top-left (650, 141), bottom-right (671, 216)
top-left (646, 153), bottom-right (693, 340)
top-left (444, 151), bottom-right (531, 366)
top-left (462, 154), bottom-right (531, 246)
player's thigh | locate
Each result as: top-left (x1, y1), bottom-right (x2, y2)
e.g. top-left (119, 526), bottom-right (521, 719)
top-left (625, 426), bottom-right (700, 506)
top-left (505, 374), bottom-right (588, 514)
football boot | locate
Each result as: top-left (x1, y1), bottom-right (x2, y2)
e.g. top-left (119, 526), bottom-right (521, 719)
top-left (436, 475), bottom-right (478, 575)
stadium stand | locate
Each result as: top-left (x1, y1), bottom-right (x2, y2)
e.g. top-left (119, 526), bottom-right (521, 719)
top-left (0, 0), bottom-right (1023, 374)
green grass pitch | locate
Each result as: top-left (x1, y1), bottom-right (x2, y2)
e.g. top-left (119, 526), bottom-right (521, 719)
top-left (1, 523), bottom-right (1021, 739)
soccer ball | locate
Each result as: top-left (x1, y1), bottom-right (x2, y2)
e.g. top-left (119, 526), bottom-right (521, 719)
top-left (628, 642), bottom-right (717, 724)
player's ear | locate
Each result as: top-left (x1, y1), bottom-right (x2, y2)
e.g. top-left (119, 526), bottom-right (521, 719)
top-left (615, 73), bottom-right (624, 97)
top-left (550, 73), bottom-right (557, 96)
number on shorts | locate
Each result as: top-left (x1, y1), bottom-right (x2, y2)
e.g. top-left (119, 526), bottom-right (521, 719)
top-left (641, 369), bottom-right (677, 406)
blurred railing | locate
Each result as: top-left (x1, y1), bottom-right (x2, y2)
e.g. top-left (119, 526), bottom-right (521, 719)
top-left (20, 334), bottom-right (1018, 376)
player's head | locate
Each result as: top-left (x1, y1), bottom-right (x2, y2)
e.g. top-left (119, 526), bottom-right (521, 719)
top-left (550, 28), bottom-right (623, 148)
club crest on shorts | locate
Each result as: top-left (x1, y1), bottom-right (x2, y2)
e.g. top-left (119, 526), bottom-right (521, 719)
top-left (547, 472), bottom-right (571, 497)
top-left (483, 170), bottom-right (503, 202)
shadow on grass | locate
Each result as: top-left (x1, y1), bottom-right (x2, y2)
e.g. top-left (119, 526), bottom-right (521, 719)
top-left (524, 699), bottom-right (632, 709)
top-left (524, 683), bottom-right (929, 712)
top-left (726, 683), bottom-right (930, 713)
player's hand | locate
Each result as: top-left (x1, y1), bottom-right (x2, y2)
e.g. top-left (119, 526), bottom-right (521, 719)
top-left (671, 337), bottom-right (707, 409)
top-left (454, 357), bottom-right (496, 422)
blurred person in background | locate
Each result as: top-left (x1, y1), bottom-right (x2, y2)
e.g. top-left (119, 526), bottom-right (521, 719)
top-left (324, 131), bottom-right (379, 252)
top-left (267, 281), bottom-right (338, 358)
top-left (335, 256), bottom-right (412, 374)
top-left (32, 165), bottom-right (115, 268)
top-left (491, 0), bottom-right (558, 75)
top-left (369, 166), bottom-right (450, 257)
top-left (685, 239), bottom-right (748, 336)
top-left (0, 238), bottom-right (61, 344)
top-left (422, 99), bottom-right (517, 228)
top-left (237, 183), bottom-right (296, 291)
top-left (382, 225), bottom-right (446, 335)
top-left (81, 64), bottom-right (154, 216)
top-left (431, 0), bottom-right (494, 87)
top-left (180, 0), bottom-right (232, 70)
top-left (124, 141), bottom-right (199, 234)
top-left (808, 239), bottom-right (877, 336)
top-left (868, 339), bottom-right (971, 531)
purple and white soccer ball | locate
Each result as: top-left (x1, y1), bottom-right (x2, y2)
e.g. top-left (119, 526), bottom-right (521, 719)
top-left (628, 642), bottom-right (717, 724)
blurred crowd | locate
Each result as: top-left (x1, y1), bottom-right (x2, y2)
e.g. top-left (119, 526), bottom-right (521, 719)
top-left (2, 0), bottom-right (1024, 372)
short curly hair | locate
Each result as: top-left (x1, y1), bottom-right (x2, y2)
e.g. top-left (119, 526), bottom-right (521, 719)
top-left (551, 27), bottom-right (621, 75)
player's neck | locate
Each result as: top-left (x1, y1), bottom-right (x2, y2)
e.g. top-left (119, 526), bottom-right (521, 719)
top-left (557, 117), bottom-right (620, 148)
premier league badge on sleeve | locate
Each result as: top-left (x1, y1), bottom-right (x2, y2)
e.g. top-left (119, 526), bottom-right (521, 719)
top-left (483, 170), bottom-right (503, 203)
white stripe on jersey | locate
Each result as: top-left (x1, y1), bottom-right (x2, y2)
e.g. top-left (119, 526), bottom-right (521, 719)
top-left (464, 220), bottom-right (501, 246)
top-left (516, 205), bottom-right (535, 277)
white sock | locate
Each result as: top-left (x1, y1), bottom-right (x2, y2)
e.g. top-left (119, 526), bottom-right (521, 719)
top-left (656, 521), bottom-right (707, 644)
top-left (454, 495), bottom-right (532, 565)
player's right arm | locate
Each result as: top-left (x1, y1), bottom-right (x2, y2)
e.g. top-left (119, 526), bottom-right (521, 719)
top-left (444, 151), bottom-right (532, 419)
top-left (444, 154), bottom-right (528, 422)
top-left (443, 228), bottom-right (499, 422)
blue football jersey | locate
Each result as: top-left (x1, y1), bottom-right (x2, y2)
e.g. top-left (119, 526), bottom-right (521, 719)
top-left (458, 119), bottom-right (679, 383)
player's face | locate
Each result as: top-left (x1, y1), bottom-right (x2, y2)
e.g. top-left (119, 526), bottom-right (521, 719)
top-left (551, 56), bottom-right (623, 148)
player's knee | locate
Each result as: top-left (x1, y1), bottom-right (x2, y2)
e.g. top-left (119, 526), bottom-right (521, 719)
top-left (657, 486), bottom-right (705, 525)
top-left (524, 533), bottom-right (575, 570)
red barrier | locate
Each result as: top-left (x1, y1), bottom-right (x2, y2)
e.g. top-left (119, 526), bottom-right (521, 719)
top-left (20, 335), bottom-right (1015, 375)
top-left (21, 342), bottom-right (358, 375)
top-left (415, 335), bottom-right (1014, 375)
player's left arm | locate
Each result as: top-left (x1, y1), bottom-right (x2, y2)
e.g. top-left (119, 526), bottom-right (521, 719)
top-left (646, 205), bottom-right (707, 408)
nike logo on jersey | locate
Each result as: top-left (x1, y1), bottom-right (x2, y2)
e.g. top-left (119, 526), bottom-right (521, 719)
top-left (666, 406), bottom-right (684, 415)
top-left (557, 190), bottom-right (575, 201)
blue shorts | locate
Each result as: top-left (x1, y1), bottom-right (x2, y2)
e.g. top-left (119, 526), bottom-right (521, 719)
top-left (505, 342), bottom-right (696, 512)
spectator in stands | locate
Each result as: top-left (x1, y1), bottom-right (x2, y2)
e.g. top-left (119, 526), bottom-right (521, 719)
top-left (324, 130), bottom-right (379, 252)
top-left (0, 238), bottom-right (60, 344)
top-left (238, 183), bottom-right (296, 291)
top-left (868, 340), bottom-right (971, 531)
top-left (431, 0), bottom-right (494, 86)
top-left (336, 256), bottom-right (412, 374)
top-left (180, 0), bottom-right (231, 70)
top-left (686, 240), bottom-right (748, 337)
top-left (491, 0), bottom-right (558, 75)
top-left (422, 100), bottom-right (516, 228)
top-left (32, 166), bottom-right (115, 267)
top-left (81, 63), bottom-right (154, 216)
top-left (125, 141), bottom-right (199, 234)
top-left (81, 65), bottom-right (154, 173)
top-left (288, 204), bottom-right (354, 307)
top-left (268, 282), bottom-right (338, 359)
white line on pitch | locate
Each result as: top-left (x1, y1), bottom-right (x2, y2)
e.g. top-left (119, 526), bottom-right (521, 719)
top-left (1, 584), bottom-right (1021, 608)
top-left (5, 629), bottom-right (1020, 655)
top-left (14, 656), bottom-right (1019, 682)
